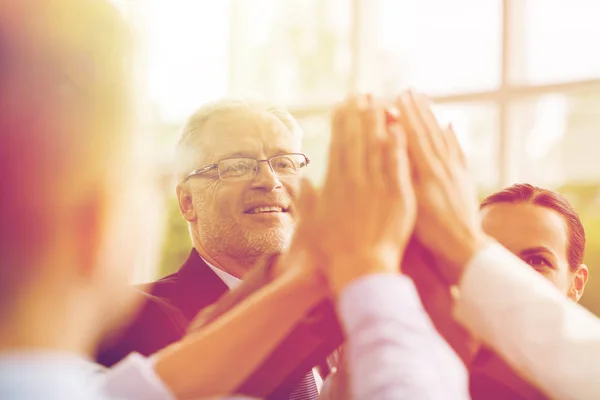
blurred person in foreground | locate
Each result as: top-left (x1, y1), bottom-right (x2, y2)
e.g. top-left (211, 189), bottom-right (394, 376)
top-left (98, 99), bottom-right (341, 400)
top-left (393, 90), bottom-right (600, 399)
top-left (0, 0), bottom-right (159, 397)
top-left (0, 1), bottom-right (334, 399)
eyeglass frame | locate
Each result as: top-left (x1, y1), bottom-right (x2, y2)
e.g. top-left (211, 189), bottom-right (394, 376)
top-left (183, 153), bottom-right (311, 182)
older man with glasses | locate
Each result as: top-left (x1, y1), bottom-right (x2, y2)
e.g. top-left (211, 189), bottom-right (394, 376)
top-left (98, 99), bottom-right (333, 400)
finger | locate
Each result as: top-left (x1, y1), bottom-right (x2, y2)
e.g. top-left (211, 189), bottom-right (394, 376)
top-left (344, 95), bottom-right (367, 186)
top-left (364, 100), bottom-right (387, 190)
top-left (326, 103), bottom-right (347, 186)
top-left (385, 106), bottom-right (400, 124)
top-left (381, 121), bottom-right (405, 196)
top-left (408, 92), bottom-right (449, 163)
top-left (393, 123), bottom-right (415, 199)
top-left (396, 92), bottom-right (437, 176)
top-left (445, 123), bottom-right (468, 167)
top-left (412, 93), bottom-right (449, 158)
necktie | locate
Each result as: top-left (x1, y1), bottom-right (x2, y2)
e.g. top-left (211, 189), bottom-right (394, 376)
top-left (286, 371), bottom-right (319, 400)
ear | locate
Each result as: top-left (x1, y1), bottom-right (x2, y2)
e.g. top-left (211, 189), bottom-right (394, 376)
top-left (176, 183), bottom-right (197, 222)
top-left (569, 264), bottom-right (589, 302)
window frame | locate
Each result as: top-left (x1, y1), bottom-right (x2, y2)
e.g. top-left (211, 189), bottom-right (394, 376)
top-left (275, 0), bottom-right (600, 188)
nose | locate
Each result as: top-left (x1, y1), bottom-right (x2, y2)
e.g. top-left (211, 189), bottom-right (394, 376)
top-left (250, 160), bottom-right (282, 191)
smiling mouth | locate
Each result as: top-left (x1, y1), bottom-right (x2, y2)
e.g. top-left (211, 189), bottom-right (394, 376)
top-left (245, 206), bottom-right (288, 214)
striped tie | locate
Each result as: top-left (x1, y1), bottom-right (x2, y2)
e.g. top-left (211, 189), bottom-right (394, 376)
top-left (286, 372), bottom-right (319, 400)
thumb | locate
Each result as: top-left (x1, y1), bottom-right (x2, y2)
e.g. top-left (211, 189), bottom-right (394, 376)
top-left (295, 177), bottom-right (318, 223)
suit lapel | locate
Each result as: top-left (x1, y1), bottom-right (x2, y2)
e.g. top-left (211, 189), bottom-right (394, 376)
top-left (172, 249), bottom-right (230, 321)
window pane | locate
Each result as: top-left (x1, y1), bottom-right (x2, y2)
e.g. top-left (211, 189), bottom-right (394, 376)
top-left (114, 0), bottom-right (231, 123)
top-left (296, 113), bottom-right (332, 186)
top-left (433, 103), bottom-right (500, 191)
top-left (296, 104), bottom-right (498, 190)
top-left (373, 0), bottom-right (501, 96)
top-left (511, 0), bottom-right (600, 84)
top-left (508, 92), bottom-right (600, 317)
top-left (508, 90), bottom-right (600, 187)
top-left (229, 0), bottom-right (352, 107)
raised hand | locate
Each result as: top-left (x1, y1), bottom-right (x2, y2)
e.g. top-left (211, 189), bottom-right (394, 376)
top-left (396, 91), bottom-right (492, 284)
top-left (316, 94), bottom-right (417, 295)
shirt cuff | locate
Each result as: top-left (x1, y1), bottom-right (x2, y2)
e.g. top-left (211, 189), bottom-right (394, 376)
top-left (99, 353), bottom-right (175, 400)
top-left (338, 273), bottom-right (422, 333)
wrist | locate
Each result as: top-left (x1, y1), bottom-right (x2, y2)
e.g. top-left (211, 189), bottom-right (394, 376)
top-left (279, 254), bottom-right (328, 303)
top-left (441, 232), bottom-right (493, 285)
top-left (328, 254), bottom-right (400, 297)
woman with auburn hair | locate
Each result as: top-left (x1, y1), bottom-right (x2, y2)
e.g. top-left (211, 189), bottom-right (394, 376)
top-left (480, 183), bottom-right (588, 301)
top-left (470, 183), bottom-right (589, 400)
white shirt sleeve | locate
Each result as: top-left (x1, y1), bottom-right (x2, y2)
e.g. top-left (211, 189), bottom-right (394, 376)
top-left (99, 353), bottom-right (260, 400)
top-left (338, 273), bottom-right (469, 400)
top-left (454, 242), bottom-right (600, 400)
top-left (98, 353), bottom-right (176, 400)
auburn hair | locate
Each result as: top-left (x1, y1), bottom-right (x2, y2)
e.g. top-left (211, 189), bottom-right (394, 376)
top-left (480, 183), bottom-right (585, 271)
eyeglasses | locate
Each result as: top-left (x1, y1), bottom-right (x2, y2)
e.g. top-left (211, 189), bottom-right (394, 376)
top-left (184, 153), bottom-right (310, 182)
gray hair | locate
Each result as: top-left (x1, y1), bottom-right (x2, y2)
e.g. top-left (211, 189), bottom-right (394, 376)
top-left (175, 98), bottom-right (303, 180)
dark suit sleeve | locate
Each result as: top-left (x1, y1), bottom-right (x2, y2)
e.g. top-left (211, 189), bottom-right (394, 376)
top-left (469, 348), bottom-right (548, 400)
top-left (188, 255), bottom-right (280, 330)
top-left (96, 290), bottom-right (188, 367)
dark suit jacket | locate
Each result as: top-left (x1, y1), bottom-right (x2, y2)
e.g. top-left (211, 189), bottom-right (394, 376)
top-left (97, 249), bottom-right (343, 399)
top-left (469, 349), bottom-right (548, 400)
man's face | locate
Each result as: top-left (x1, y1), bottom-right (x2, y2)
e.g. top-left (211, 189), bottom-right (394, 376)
top-left (481, 202), bottom-right (574, 294)
top-left (182, 108), bottom-right (302, 264)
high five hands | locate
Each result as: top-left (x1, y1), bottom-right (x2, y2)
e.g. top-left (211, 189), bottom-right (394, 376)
top-left (314, 94), bottom-right (417, 295)
top-left (395, 91), bottom-right (492, 284)
top-left (283, 91), bottom-right (494, 367)
top-left (292, 91), bottom-right (492, 295)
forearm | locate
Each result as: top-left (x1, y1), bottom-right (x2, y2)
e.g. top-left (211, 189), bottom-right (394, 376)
top-left (153, 269), bottom-right (325, 399)
top-left (454, 243), bottom-right (600, 399)
top-left (339, 273), bottom-right (469, 400)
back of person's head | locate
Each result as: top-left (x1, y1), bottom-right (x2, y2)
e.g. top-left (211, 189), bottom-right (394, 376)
top-left (0, 0), bottom-right (144, 339)
top-left (480, 183), bottom-right (585, 271)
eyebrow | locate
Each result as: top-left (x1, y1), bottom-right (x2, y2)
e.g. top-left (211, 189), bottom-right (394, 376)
top-left (217, 152), bottom-right (250, 160)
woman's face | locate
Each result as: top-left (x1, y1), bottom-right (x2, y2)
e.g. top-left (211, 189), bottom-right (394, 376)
top-left (481, 202), bottom-right (587, 301)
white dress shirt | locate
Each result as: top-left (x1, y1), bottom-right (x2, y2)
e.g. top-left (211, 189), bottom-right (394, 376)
top-left (205, 259), bottom-right (243, 290)
top-left (204, 257), bottom-right (324, 391)
top-left (338, 273), bottom-right (470, 400)
top-left (454, 242), bottom-right (600, 400)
